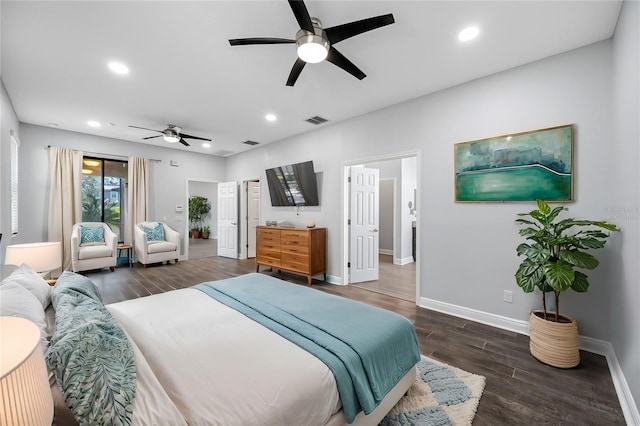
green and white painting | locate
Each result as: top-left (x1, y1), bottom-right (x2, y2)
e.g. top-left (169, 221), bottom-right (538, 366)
top-left (454, 124), bottom-right (573, 202)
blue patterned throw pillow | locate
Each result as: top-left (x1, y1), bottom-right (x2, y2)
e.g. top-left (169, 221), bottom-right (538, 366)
top-left (80, 225), bottom-right (105, 245)
top-left (142, 223), bottom-right (165, 241)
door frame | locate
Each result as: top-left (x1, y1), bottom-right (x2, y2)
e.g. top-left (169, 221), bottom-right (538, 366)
top-left (185, 178), bottom-right (218, 260)
top-left (342, 150), bottom-right (421, 303)
top-left (238, 177), bottom-right (261, 260)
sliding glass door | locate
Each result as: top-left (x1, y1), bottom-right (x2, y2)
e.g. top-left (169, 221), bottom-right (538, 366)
top-left (81, 157), bottom-right (128, 242)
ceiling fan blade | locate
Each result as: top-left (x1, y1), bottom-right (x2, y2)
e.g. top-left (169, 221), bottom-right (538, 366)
top-left (179, 138), bottom-right (190, 147)
top-left (129, 125), bottom-right (162, 133)
top-left (288, 0), bottom-right (314, 33)
top-left (229, 37), bottom-right (295, 46)
top-left (179, 133), bottom-right (211, 142)
top-left (286, 58), bottom-right (307, 87)
top-left (325, 13), bottom-right (395, 44)
top-left (326, 47), bottom-right (366, 80)
top-left (142, 135), bottom-right (162, 140)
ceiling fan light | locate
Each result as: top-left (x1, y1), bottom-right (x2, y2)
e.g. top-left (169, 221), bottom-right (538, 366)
top-left (296, 34), bottom-right (329, 63)
top-left (163, 134), bottom-right (180, 143)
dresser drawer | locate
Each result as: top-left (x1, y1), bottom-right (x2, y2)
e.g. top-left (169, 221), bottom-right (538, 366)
top-left (281, 240), bottom-right (309, 255)
top-left (280, 258), bottom-right (309, 273)
top-left (281, 229), bottom-right (308, 241)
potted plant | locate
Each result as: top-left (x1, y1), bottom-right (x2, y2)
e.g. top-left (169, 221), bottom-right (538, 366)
top-left (201, 226), bottom-right (210, 239)
top-left (188, 195), bottom-right (211, 239)
top-left (515, 199), bottom-right (618, 368)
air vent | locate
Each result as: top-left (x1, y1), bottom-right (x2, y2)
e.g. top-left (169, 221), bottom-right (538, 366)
top-left (243, 140), bottom-right (260, 146)
top-left (305, 116), bottom-right (329, 125)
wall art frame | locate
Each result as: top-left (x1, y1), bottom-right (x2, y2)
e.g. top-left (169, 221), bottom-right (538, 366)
top-left (454, 124), bottom-right (574, 202)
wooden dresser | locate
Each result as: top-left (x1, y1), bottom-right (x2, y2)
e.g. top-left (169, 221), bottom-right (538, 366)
top-left (256, 226), bottom-right (327, 286)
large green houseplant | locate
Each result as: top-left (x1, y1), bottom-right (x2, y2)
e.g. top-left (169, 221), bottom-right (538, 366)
top-left (515, 199), bottom-right (618, 367)
top-left (188, 195), bottom-right (211, 238)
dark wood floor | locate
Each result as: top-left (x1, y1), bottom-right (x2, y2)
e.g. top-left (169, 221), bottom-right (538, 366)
top-left (88, 256), bottom-right (625, 425)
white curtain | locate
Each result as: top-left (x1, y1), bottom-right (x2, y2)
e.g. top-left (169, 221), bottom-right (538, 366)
top-left (47, 147), bottom-right (83, 271)
top-left (126, 156), bottom-right (149, 246)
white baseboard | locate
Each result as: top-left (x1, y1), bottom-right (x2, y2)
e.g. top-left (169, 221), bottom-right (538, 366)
top-left (580, 337), bottom-right (640, 426)
top-left (325, 274), bottom-right (342, 285)
top-left (419, 297), bottom-right (530, 335)
top-left (379, 249), bottom-right (393, 256)
top-left (394, 256), bottom-right (415, 266)
top-left (419, 296), bottom-right (639, 425)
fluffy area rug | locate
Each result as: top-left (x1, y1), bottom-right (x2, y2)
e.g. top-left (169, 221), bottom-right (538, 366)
top-left (380, 355), bottom-right (486, 426)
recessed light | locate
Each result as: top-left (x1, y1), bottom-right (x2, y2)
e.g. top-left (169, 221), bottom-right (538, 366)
top-left (108, 61), bottom-right (129, 75)
top-left (202, 142), bottom-right (211, 148)
top-left (458, 26), bottom-right (479, 42)
top-left (82, 169), bottom-right (93, 175)
top-left (83, 159), bottom-right (100, 167)
top-left (87, 120), bottom-right (101, 127)
top-left (265, 114), bottom-right (277, 122)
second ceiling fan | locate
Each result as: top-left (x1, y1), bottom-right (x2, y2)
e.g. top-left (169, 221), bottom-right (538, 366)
top-left (229, 0), bottom-right (395, 86)
top-left (128, 124), bottom-right (211, 147)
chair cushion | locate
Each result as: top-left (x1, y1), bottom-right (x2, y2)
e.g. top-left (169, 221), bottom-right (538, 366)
top-left (80, 225), bottom-right (105, 246)
top-left (147, 241), bottom-right (176, 254)
top-left (78, 244), bottom-right (113, 260)
top-left (142, 223), bottom-right (165, 242)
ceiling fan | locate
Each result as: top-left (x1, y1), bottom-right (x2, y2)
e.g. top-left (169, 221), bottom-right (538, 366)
top-left (128, 124), bottom-right (211, 147)
top-left (228, 0), bottom-right (395, 86)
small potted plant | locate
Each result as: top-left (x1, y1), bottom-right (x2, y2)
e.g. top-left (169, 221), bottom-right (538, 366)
top-left (201, 226), bottom-right (210, 239)
top-left (515, 199), bottom-right (618, 368)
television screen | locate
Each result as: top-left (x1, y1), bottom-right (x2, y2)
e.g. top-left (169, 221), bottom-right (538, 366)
top-left (265, 161), bottom-right (319, 206)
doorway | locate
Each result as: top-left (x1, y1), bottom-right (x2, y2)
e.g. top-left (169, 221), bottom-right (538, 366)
top-left (186, 180), bottom-right (218, 260)
top-left (239, 179), bottom-right (261, 260)
top-left (343, 153), bottom-right (419, 303)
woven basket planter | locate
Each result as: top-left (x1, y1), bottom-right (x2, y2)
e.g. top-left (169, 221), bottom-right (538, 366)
top-left (529, 310), bottom-right (579, 368)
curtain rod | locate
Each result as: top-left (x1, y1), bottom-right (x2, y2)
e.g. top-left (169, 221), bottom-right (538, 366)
top-left (47, 145), bottom-right (161, 162)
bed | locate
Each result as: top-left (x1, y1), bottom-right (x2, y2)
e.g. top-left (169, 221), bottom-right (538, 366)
top-left (3, 266), bottom-right (420, 425)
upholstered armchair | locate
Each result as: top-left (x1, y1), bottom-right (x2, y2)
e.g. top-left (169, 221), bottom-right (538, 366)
top-left (70, 222), bottom-right (118, 273)
top-left (134, 222), bottom-right (180, 267)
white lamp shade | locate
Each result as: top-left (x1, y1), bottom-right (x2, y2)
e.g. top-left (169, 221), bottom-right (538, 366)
top-left (4, 242), bottom-right (61, 273)
top-left (0, 317), bottom-right (54, 426)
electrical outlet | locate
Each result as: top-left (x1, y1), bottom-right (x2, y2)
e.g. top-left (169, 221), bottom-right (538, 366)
top-left (504, 290), bottom-right (513, 303)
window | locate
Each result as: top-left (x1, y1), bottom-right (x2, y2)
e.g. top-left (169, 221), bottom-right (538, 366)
top-left (81, 157), bottom-right (128, 242)
top-left (10, 132), bottom-right (19, 235)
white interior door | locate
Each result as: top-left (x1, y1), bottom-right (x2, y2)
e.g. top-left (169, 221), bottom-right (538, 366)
top-left (247, 181), bottom-right (260, 258)
top-left (218, 181), bottom-right (238, 259)
top-left (349, 167), bottom-right (380, 283)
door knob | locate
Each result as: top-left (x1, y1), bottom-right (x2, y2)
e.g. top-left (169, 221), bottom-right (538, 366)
top-left (372, 228), bottom-right (378, 232)
top-left (231, 222), bottom-right (237, 226)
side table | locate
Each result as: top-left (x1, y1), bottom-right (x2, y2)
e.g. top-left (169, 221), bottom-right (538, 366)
top-left (117, 244), bottom-right (133, 268)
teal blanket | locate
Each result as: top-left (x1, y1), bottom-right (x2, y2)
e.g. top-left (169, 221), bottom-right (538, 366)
top-left (195, 273), bottom-right (420, 423)
top-left (46, 272), bottom-right (136, 426)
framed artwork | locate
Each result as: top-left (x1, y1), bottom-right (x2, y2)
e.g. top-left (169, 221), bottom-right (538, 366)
top-left (454, 124), bottom-right (574, 202)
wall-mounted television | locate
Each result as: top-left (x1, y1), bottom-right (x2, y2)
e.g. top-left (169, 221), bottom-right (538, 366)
top-left (265, 161), bottom-right (319, 206)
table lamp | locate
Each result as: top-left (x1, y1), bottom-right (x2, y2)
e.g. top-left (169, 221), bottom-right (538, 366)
top-left (4, 242), bottom-right (62, 278)
top-left (0, 316), bottom-right (54, 425)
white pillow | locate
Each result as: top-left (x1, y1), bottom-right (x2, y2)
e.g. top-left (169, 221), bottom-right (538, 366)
top-left (1, 263), bottom-right (52, 309)
top-left (0, 281), bottom-right (49, 354)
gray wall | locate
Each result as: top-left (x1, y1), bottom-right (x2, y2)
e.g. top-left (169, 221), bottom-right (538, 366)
top-left (379, 179), bottom-right (393, 253)
top-left (226, 39), bottom-right (618, 340)
top-left (610, 0), bottom-right (639, 408)
top-left (14, 124), bottom-right (227, 255)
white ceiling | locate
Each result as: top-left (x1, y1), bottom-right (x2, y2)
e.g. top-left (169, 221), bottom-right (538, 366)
top-left (1, 1), bottom-right (622, 157)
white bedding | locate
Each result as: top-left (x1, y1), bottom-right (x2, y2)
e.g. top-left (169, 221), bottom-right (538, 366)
top-left (107, 288), bottom-right (341, 425)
